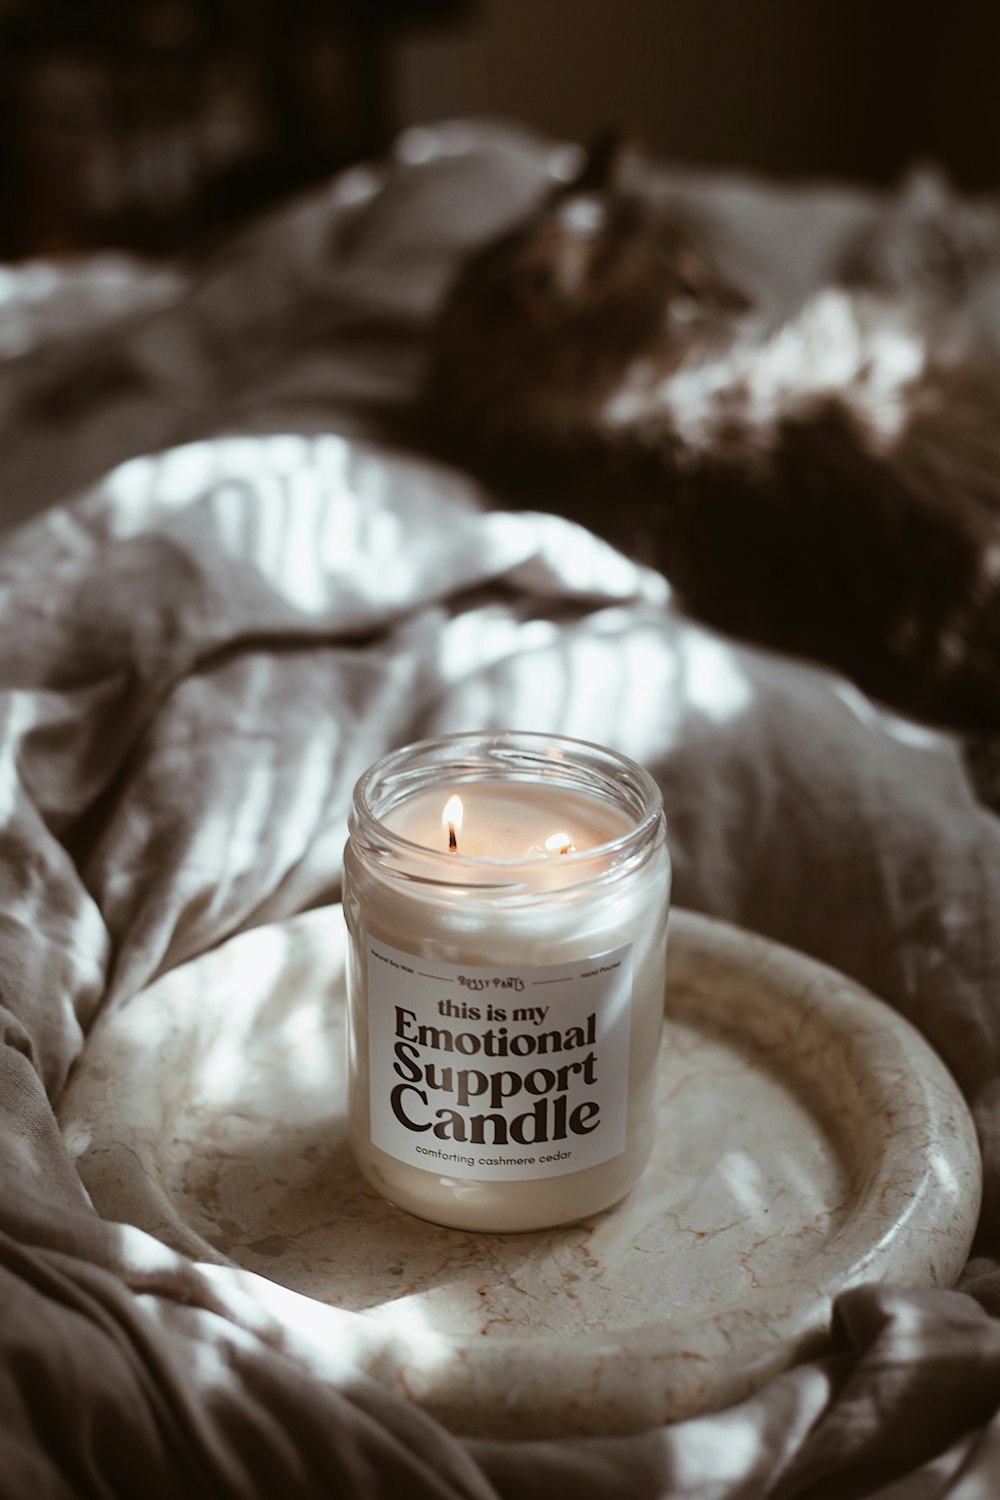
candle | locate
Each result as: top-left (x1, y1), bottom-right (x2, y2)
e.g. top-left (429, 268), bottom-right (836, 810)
top-left (343, 732), bottom-right (671, 1233)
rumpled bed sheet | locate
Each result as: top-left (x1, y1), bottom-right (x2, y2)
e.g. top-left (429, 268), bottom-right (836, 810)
top-left (2, 121), bottom-right (1000, 1500)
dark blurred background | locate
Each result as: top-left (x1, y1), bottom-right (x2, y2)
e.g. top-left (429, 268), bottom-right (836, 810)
top-left (2, 0), bottom-right (998, 258)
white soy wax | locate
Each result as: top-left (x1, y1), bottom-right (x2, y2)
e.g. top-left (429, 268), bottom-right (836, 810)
top-left (342, 732), bottom-right (671, 1233)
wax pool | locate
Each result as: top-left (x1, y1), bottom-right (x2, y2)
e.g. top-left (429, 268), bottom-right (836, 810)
top-left (343, 734), bottom-right (671, 1233)
top-left (384, 780), bottom-right (633, 859)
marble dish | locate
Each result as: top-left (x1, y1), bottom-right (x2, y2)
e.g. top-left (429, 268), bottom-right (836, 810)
top-left (59, 907), bottom-right (981, 1438)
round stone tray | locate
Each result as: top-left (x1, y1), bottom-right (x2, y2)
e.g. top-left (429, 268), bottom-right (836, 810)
top-left (58, 906), bottom-right (981, 1438)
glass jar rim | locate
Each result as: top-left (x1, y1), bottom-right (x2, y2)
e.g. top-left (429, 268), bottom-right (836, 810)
top-left (350, 730), bottom-right (664, 876)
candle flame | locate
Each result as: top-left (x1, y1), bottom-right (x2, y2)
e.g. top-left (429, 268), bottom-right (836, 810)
top-left (443, 794), bottom-right (463, 853)
top-left (543, 830), bottom-right (577, 855)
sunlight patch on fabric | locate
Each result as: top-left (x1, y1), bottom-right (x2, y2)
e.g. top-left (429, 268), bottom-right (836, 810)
top-left (672, 1411), bottom-right (766, 1485)
top-left (437, 607), bottom-right (560, 684)
top-left (832, 680), bottom-right (956, 750)
top-left (0, 693), bottom-right (34, 823)
top-left (678, 633), bottom-right (753, 723)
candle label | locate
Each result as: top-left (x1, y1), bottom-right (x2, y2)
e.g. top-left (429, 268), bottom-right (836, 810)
top-left (365, 938), bottom-right (633, 1179)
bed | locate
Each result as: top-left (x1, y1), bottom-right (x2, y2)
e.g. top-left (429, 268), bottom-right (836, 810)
top-left (3, 119), bottom-right (1000, 1499)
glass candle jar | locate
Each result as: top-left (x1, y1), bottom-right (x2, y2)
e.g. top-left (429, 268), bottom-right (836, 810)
top-left (343, 731), bottom-right (671, 1233)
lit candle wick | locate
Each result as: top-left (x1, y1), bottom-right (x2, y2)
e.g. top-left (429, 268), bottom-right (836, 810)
top-left (443, 794), bottom-right (463, 855)
top-left (544, 831), bottom-right (577, 856)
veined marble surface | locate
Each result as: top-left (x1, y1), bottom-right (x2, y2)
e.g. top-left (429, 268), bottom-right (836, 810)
top-left (59, 907), bottom-right (982, 1438)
